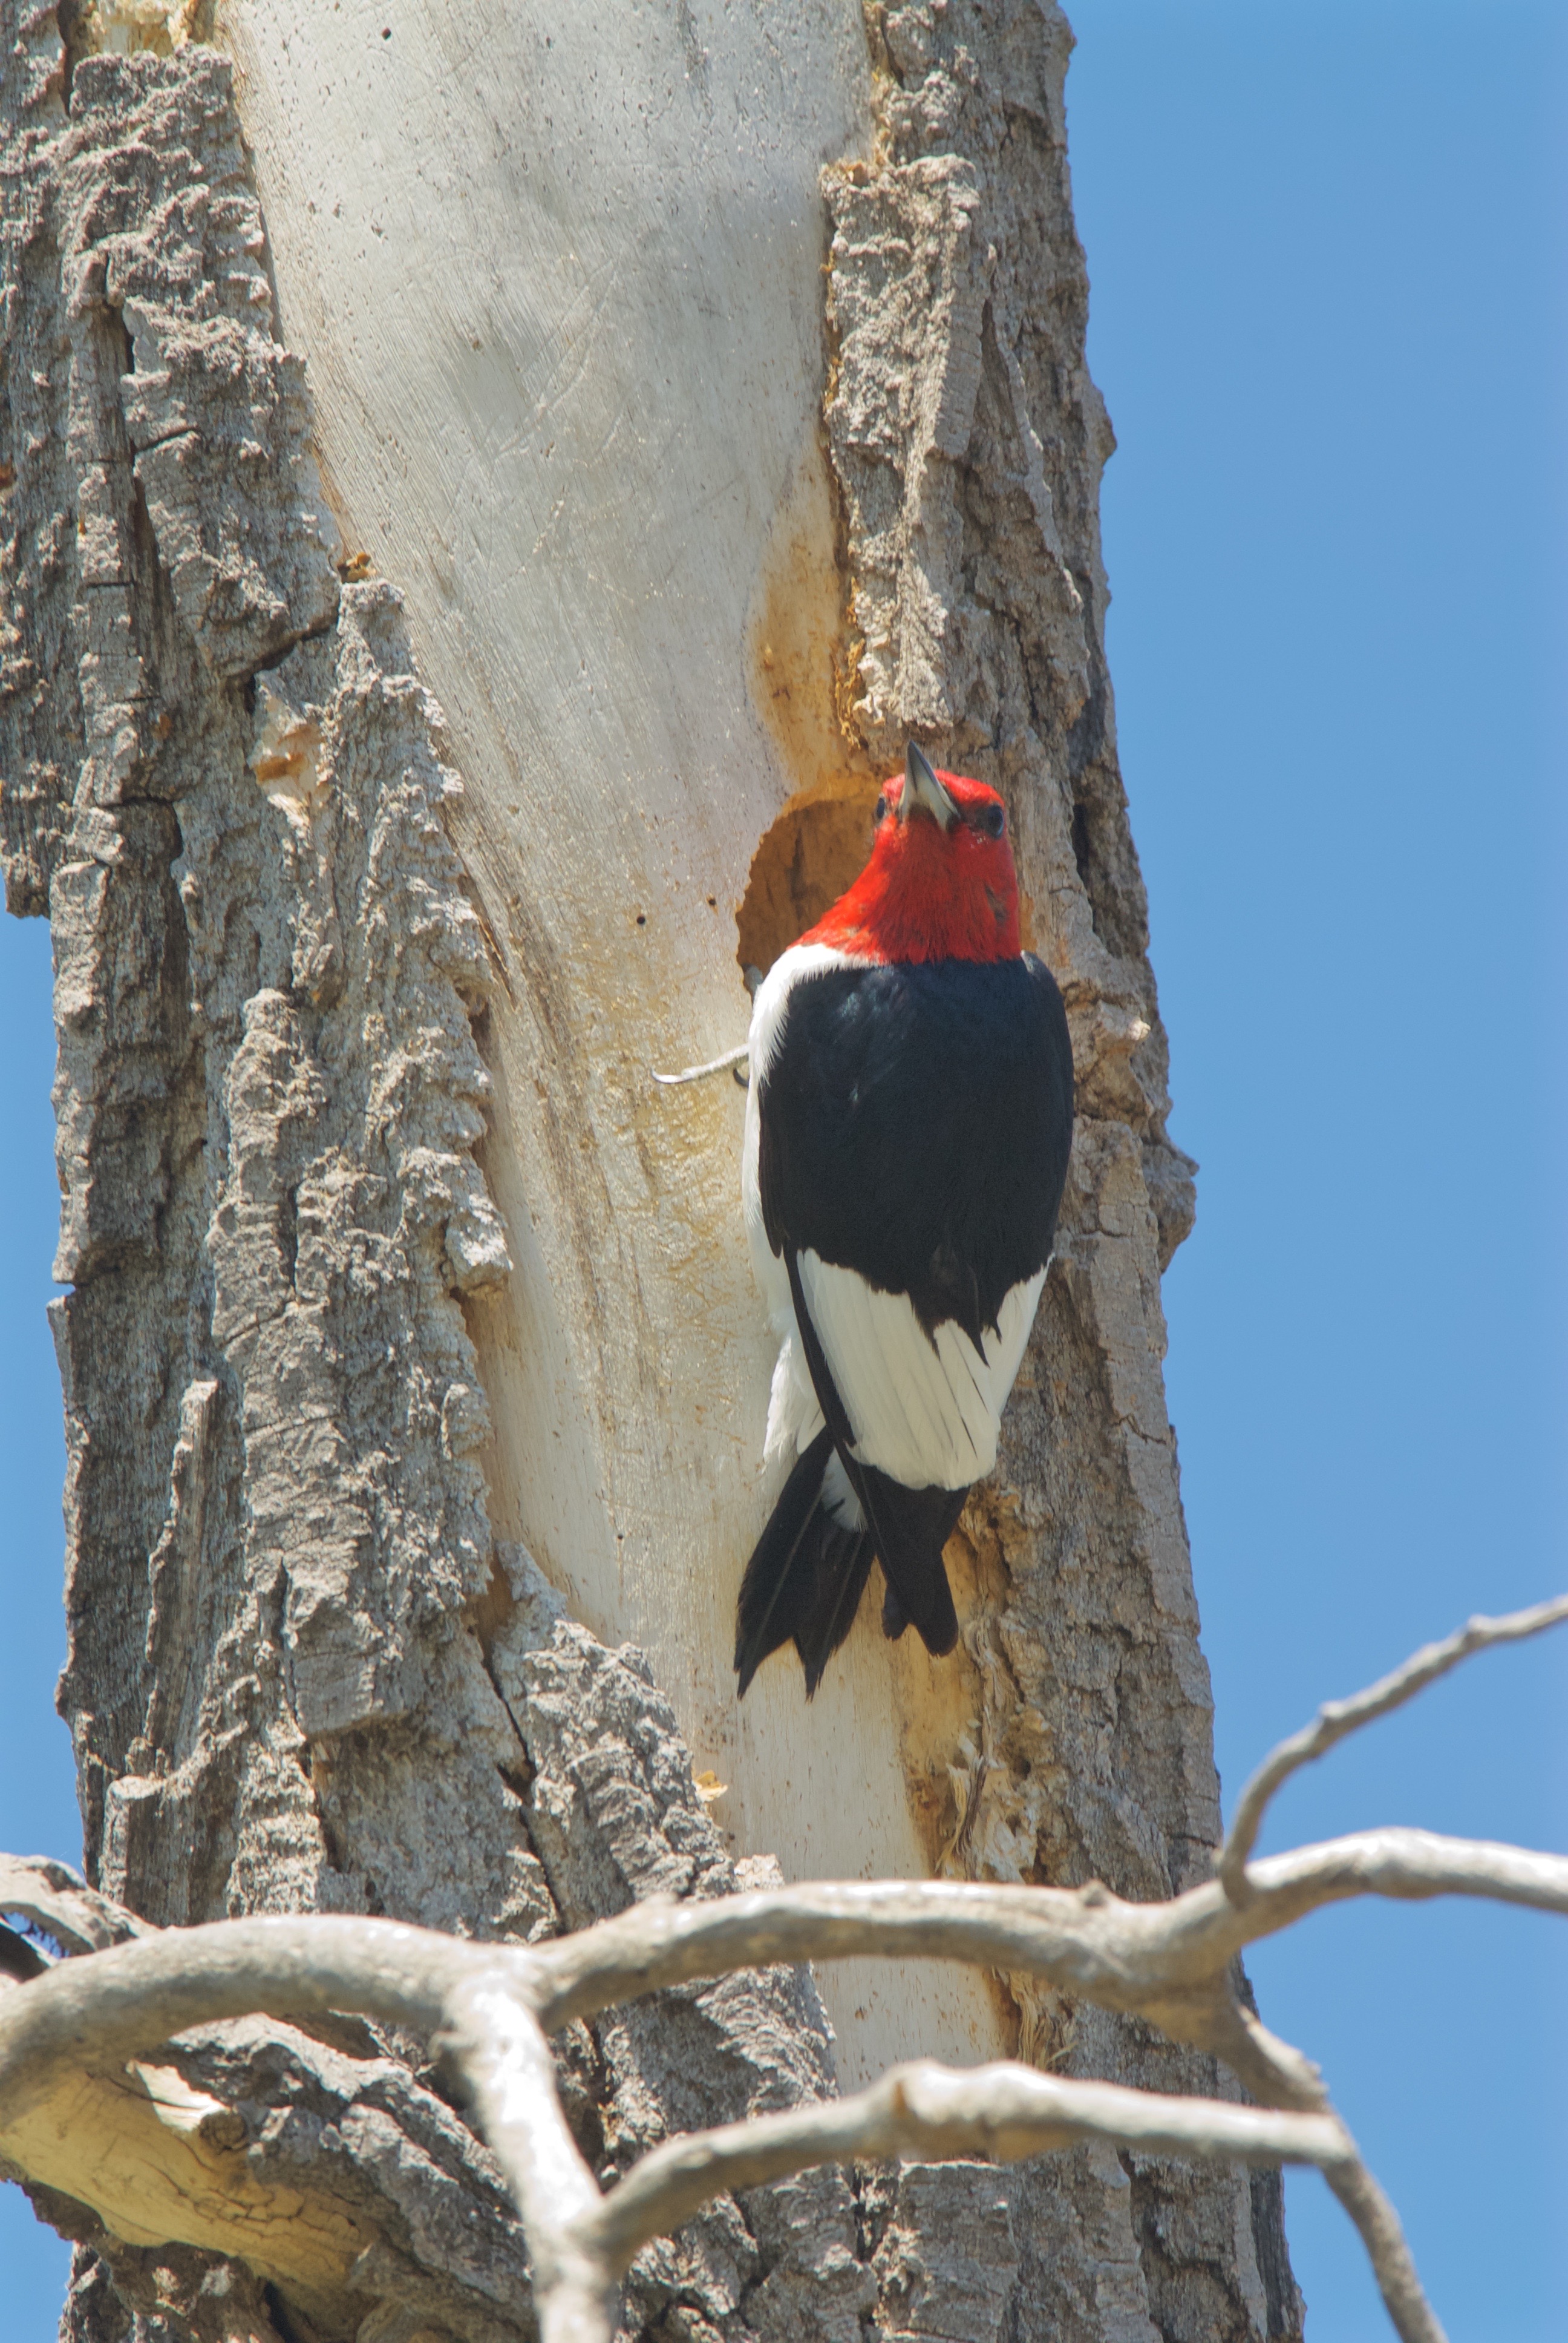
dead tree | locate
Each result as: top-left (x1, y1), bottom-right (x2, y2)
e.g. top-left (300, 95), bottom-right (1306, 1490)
top-left (4, 1), bottom-right (1308, 2335)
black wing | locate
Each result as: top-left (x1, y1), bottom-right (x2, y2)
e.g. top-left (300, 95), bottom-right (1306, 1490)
top-left (758, 952), bottom-right (1074, 1345)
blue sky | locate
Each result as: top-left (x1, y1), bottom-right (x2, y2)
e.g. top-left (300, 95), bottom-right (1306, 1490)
top-left (2, 2), bottom-right (1564, 2332)
top-left (1064, 1), bottom-right (1567, 2333)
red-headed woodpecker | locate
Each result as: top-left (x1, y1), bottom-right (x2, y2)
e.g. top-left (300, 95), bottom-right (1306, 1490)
top-left (737, 744), bottom-right (1074, 1697)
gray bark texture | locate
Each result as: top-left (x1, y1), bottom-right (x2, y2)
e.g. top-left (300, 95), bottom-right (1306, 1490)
top-left (0, 4), bottom-right (1303, 2341)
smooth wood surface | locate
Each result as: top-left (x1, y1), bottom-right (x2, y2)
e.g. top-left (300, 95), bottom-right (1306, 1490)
top-left (217, 0), bottom-right (1005, 2081)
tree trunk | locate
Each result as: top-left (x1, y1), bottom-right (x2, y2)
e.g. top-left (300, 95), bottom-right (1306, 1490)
top-left (0, 2), bottom-right (1301, 2338)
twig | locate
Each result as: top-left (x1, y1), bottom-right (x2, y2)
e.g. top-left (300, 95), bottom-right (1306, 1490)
top-left (1327, 2157), bottom-right (1450, 2343)
top-left (651, 1043), bottom-right (749, 1086)
top-left (1197, 1996), bottom-right (1447, 2343)
top-left (1238, 1826), bottom-right (1568, 1931)
top-left (1218, 1594), bottom-right (1568, 1902)
top-left (581, 2059), bottom-right (1350, 2276)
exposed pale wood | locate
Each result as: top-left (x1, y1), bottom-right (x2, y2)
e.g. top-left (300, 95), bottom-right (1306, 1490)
top-left (216, 0), bottom-right (1005, 2079)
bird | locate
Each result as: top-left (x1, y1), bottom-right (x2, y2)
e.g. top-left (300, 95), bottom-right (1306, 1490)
top-left (736, 742), bottom-right (1074, 1699)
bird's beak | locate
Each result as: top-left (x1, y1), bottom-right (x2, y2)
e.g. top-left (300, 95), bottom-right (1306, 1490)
top-left (902, 742), bottom-right (959, 829)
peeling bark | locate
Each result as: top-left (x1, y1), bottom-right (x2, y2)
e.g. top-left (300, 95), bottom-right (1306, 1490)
top-left (0, 2), bottom-right (1301, 2338)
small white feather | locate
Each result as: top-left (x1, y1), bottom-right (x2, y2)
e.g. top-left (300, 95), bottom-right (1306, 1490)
top-left (820, 1447), bottom-right (865, 1530)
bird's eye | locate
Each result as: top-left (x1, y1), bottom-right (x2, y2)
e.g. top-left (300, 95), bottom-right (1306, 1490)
top-left (979, 802), bottom-right (1006, 839)
top-left (874, 794), bottom-right (888, 822)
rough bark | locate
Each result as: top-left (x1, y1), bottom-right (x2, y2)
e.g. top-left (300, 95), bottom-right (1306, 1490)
top-left (0, 2), bottom-right (1301, 2339)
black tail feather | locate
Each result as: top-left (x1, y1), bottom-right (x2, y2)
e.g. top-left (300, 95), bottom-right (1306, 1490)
top-left (735, 1429), bottom-right (875, 1699)
top-left (793, 1522), bottom-right (877, 1697)
top-left (848, 1461), bottom-right (965, 1658)
top-left (736, 1433), bottom-right (967, 1696)
top-left (735, 1427), bottom-right (833, 1695)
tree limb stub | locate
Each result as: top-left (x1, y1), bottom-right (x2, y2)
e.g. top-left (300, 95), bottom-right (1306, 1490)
top-left (650, 1042), bottom-right (751, 1086)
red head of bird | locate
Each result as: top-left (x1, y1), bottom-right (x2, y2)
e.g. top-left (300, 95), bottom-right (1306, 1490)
top-left (803, 744), bottom-right (1020, 966)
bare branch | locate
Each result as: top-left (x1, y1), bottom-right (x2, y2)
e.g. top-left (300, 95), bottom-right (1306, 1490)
top-left (4, 1811), bottom-right (1558, 2343)
top-left (581, 2059), bottom-right (1350, 2276)
top-left (1238, 1827), bottom-right (1568, 1933)
top-left (5, 1831), bottom-right (1561, 2116)
top-left (526, 1829), bottom-right (1568, 2036)
top-left (444, 1968), bottom-right (612, 2343)
top-left (1187, 1990), bottom-right (1328, 2115)
top-left (1327, 2159), bottom-right (1449, 2343)
top-left (530, 1876), bottom-right (1142, 2034)
top-left (0, 1912), bottom-right (529, 2119)
top-left (1193, 1997), bottom-right (1447, 2343)
top-left (0, 1855), bottom-right (150, 1959)
top-left (1218, 1594), bottom-right (1568, 1901)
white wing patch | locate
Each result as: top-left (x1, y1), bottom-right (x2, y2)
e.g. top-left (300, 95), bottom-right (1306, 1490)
top-left (796, 1253), bottom-right (1047, 1492)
